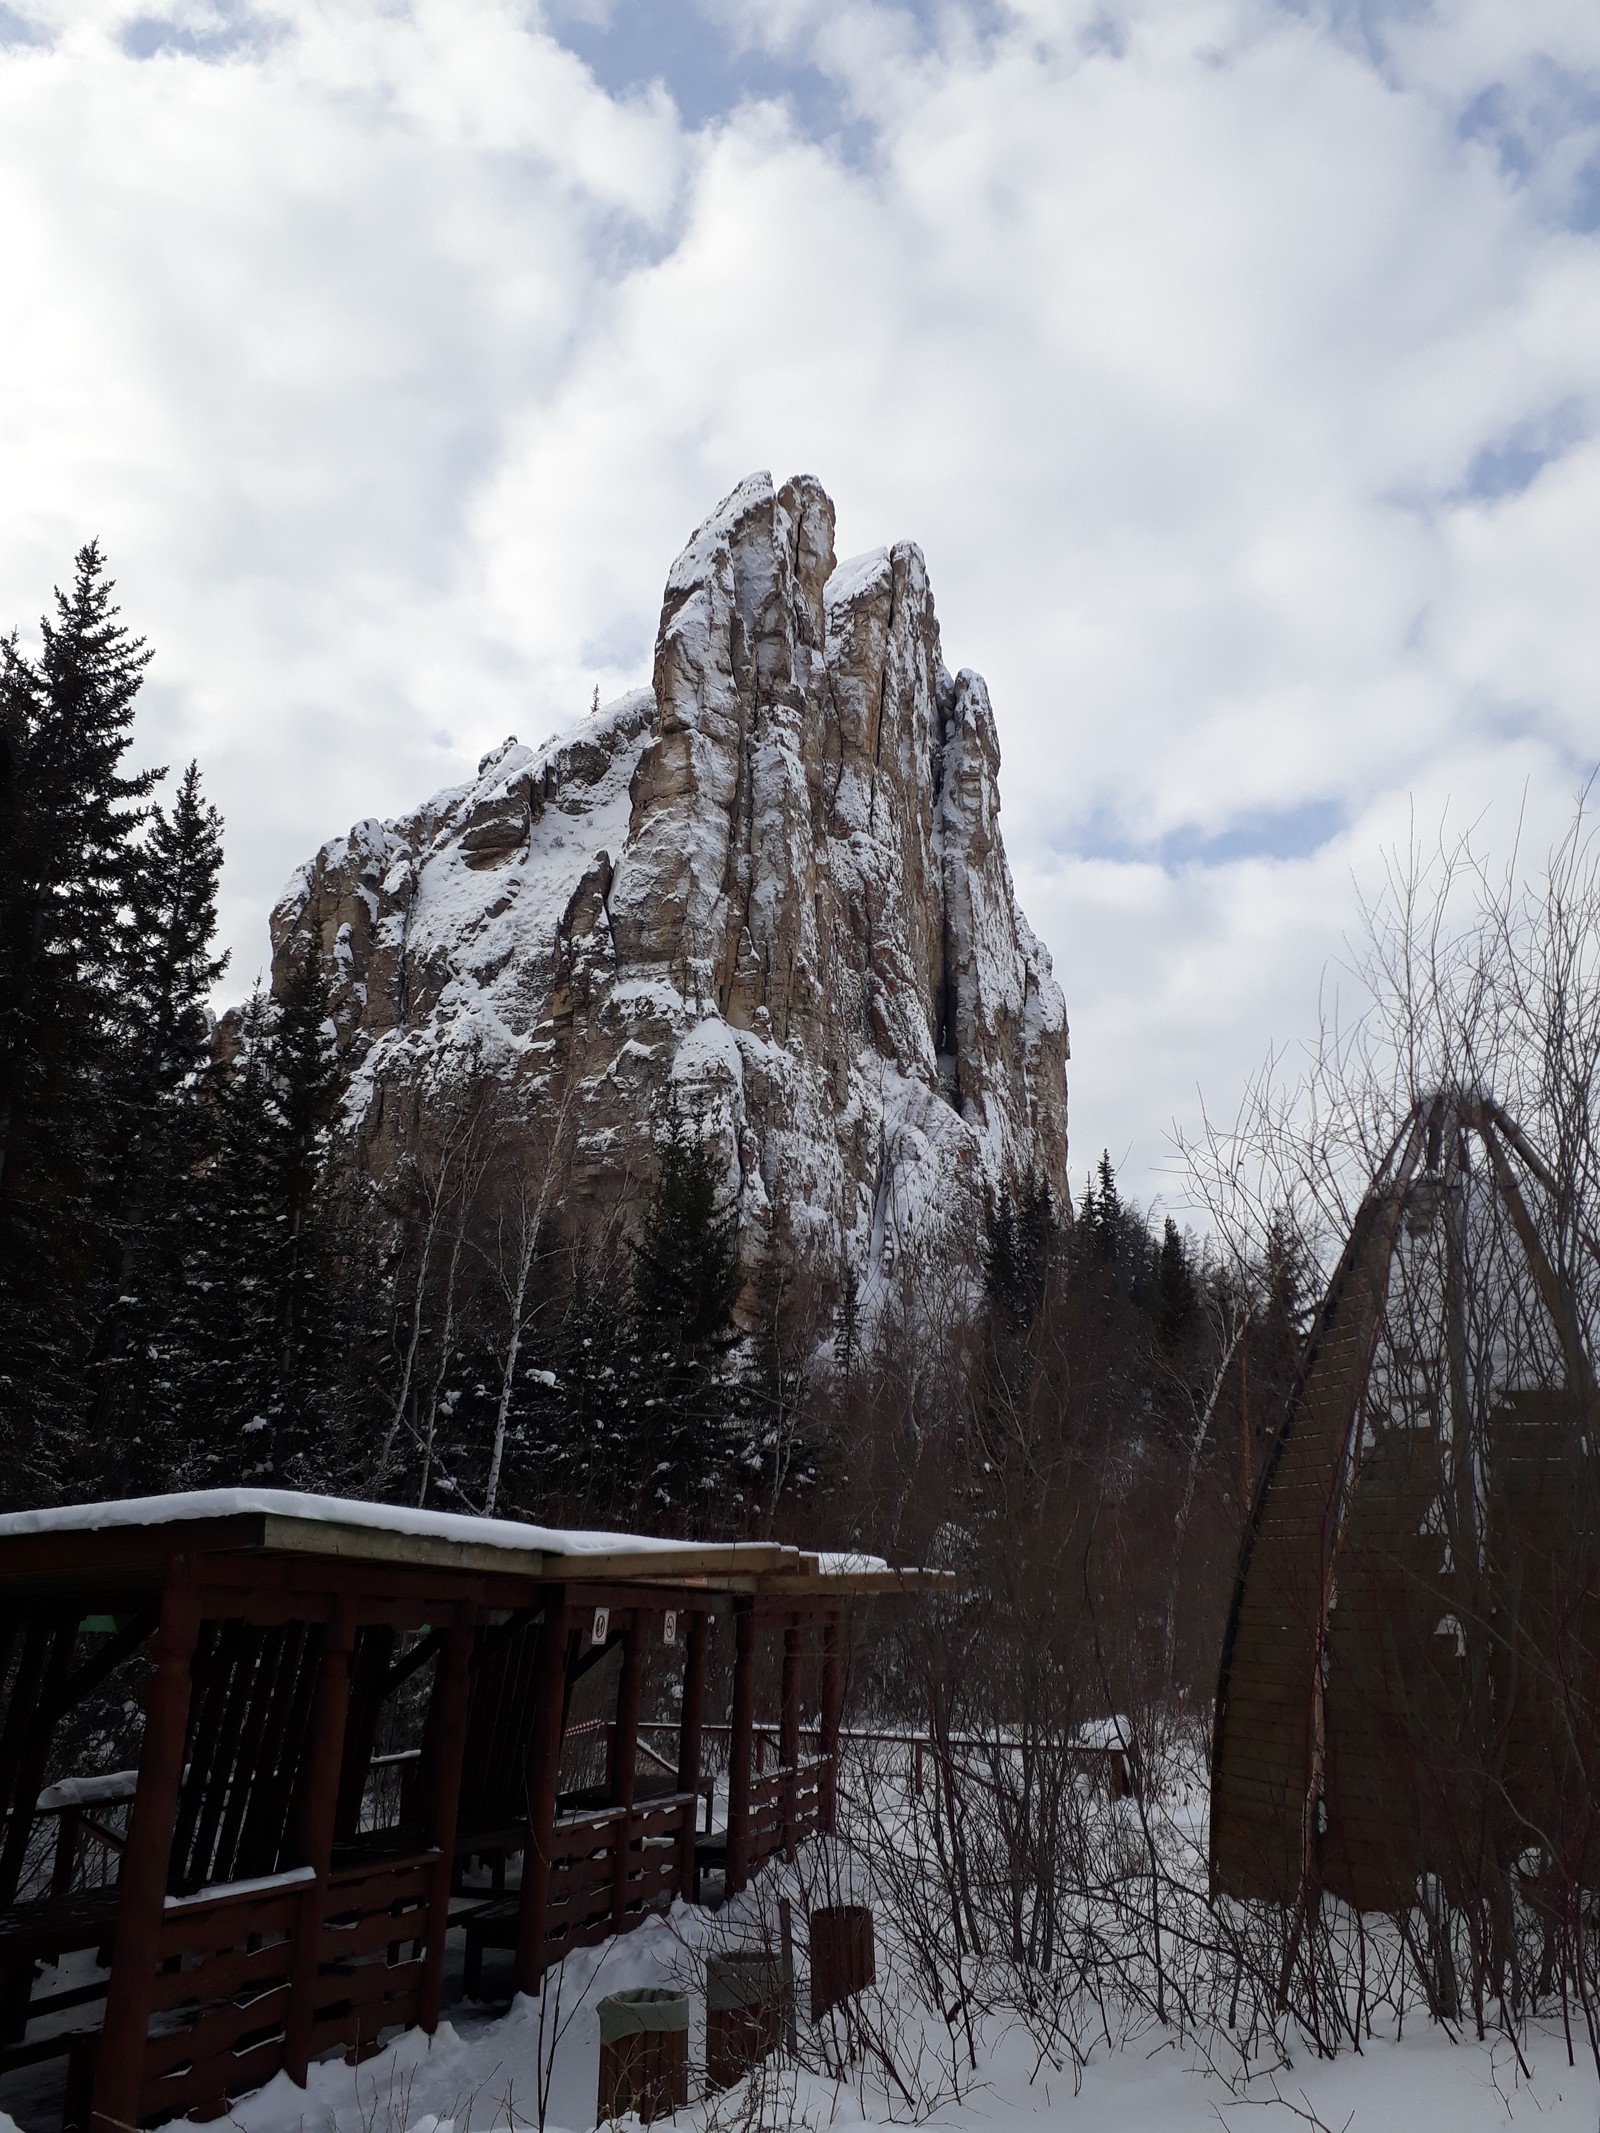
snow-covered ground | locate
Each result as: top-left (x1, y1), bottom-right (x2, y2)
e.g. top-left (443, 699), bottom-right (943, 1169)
top-left (121, 1869), bottom-right (1600, 2133)
top-left (4, 1749), bottom-right (1595, 2133)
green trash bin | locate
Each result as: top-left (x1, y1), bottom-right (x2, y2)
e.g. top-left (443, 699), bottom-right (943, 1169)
top-left (597, 1988), bottom-right (690, 2123)
top-left (705, 1950), bottom-right (794, 2089)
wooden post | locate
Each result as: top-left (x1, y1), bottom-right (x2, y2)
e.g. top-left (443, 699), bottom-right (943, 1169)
top-left (282, 1599), bottom-right (357, 2085)
top-left (91, 1567), bottom-right (199, 2133)
top-left (610, 1613), bottom-right (642, 1928)
top-left (515, 1590), bottom-right (568, 1996)
top-left (780, 1620), bottom-right (801, 1858)
top-left (676, 1610), bottom-right (707, 1902)
top-left (819, 1613), bottom-right (843, 1835)
top-left (779, 1622), bottom-right (800, 1769)
top-left (418, 1609), bottom-right (475, 2034)
top-left (725, 1600), bottom-right (755, 1895)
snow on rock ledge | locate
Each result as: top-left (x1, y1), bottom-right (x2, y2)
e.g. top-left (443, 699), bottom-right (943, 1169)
top-left (268, 473), bottom-right (1069, 1298)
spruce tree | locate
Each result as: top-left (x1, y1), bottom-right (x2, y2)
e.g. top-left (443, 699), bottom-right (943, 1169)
top-left (626, 1096), bottom-right (743, 1522)
top-left (985, 1172), bottom-right (1057, 1333)
top-left (0, 546), bottom-right (158, 1497)
top-left (1155, 1216), bottom-right (1196, 1345)
top-left (1089, 1151), bottom-right (1122, 1258)
top-left (165, 987), bottom-right (280, 1484)
top-left (260, 946), bottom-right (343, 1483)
top-left (167, 955), bottom-right (348, 1490)
top-left (985, 1185), bottom-right (1020, 1315)
top-left (121, 763), bottom-right (228, 1114)
top-left (85, 764), bottom-right (229, 1478)
top-left (542, 1242), bottom-right (632, 1519)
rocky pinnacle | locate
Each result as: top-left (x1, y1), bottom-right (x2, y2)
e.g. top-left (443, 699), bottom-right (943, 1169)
top-left (268, 472), bottom-right (1069, 1300)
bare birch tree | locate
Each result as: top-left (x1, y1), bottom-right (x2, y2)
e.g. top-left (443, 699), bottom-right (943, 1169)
top-left (483, 1081), bottom-right (575, 1516)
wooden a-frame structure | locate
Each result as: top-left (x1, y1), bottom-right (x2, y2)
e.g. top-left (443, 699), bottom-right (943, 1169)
top-left (1211, 1091), bottom-right (1600, 1920)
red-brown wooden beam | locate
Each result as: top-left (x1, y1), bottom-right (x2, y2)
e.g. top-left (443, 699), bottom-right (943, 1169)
top-left (91, 1564), bottom-right (201, 2133)
top-left (610, 1613), bottom-right (642, 1929)
top-left (819, 1612), bottom-right (843, 1835)
top-left (750, 1595), bottom-right (836, 1623)
top-left (780, 1619), bottom-right (801, 1859)
top-left (282, 1597), bottom-right (358, 2084)
top-left (563, 1585), bottom-right (718, 1622)
top-left (725, 1599), bottom-right (755, 1895)
top-left (419, 1608), bottom-right (475, 2033)
top-left (677, 1610), bottom-right (707, 1900)
top-left (515, 1587), bottom-right (568, 1996)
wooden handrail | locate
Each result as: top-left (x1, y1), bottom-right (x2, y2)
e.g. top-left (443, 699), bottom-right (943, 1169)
top-left (163, 1864), bottom-right (316, 1914)
top-left (636, 1719), bottom-right (1133, 1757)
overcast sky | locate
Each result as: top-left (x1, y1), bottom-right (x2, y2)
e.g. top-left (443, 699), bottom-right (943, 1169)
top-left (4, 0), bottom-right (1599, 1212)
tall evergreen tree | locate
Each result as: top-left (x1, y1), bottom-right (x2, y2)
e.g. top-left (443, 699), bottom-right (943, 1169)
top-left (1155, 1216), bottom-right (1196, 1345)
top-left (165, 955), bottom-right (349, 1490)
top-left (259, 946), bottom-right (343, 1483)
top-left (986, 1171), bottom-right (1058, 1332)
top-left (120, 763), bottom-right (228, 1114)
top-left (163, 987), bottom-right (280, 1485)
top-left (0, 546), bottom-right (157, 1496)
top-left (85, 764), bottom-right (229, 1477)
top-left (539, 1242), bottom-right (632, 1516)
top-left (625, 1096), bottom-right (744, 1522)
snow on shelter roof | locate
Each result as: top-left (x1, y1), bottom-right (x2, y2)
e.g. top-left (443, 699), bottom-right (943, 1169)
top-left (0, 1488), bottom-right (922, 1593)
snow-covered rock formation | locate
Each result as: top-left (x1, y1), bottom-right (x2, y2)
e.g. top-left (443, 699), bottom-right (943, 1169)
top-left (270, 473), bottom-right (1068, 1294)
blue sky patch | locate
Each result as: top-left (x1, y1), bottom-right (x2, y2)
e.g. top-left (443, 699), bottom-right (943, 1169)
top-left (1074, 796), bottom-right (1346, 871)
top-left (121, 7), bottom-right (280, 60)
top-left (545, 1), bottom-right (1008, 152)
top-left (1460, 404), bottom-right (1584, 504)
top-left (1458, 63), bottom-right (1600, 230)
top-left (0, 4), bottom-right (49, 46)
top-left (546, 0), bottom-right (855, 137)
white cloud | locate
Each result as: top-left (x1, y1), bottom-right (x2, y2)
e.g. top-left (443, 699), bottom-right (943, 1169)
top-left (3, 0), bottom-right (1598, 1208)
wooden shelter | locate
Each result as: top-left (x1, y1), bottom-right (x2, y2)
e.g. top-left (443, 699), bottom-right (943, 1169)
top-left (0, 1491), bottom-right (916, 2132)
top-left (1210, 1092), bottom-right (1600, 1919)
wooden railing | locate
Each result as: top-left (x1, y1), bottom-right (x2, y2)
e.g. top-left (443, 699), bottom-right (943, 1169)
top-left (309, 1850), bottom-right (433, 2064)
top-left (542, 1794), bottom-right (693, 1965)
top-left (33, 1772), bottom-right (136, 1901)
top-left (140, 1867), bottom-right (311, 2123)
top-left (136, 1848), bottom-right (438, 2123)
top-left (746, 1759), bottom-right (825, 1875)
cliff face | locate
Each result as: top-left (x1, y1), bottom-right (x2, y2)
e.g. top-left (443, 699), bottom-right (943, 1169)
top-left (271, 472), bottom-right (1068, 1292)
